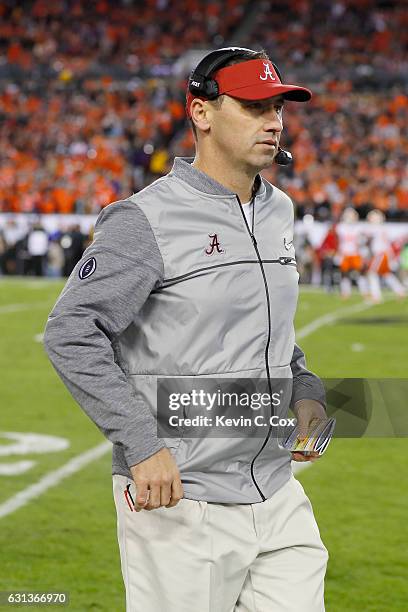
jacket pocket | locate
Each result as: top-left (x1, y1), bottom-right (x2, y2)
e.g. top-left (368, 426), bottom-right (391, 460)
top-left (128, 373), bottom-right (187, 454)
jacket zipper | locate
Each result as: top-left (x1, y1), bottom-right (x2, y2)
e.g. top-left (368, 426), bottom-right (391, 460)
top-left (156, 257), bottom-right (296, 290)
top-left (236, 193), bottom-right (283, 502)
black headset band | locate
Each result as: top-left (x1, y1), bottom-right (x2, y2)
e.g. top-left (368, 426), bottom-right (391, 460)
top-left (189, 47), bottom-right (283, 94)
top-left (192, 47), bottom-right (258, 82)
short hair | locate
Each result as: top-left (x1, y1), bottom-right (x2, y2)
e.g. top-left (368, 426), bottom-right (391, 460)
top-left (189, 49), bottom-right (270, 141)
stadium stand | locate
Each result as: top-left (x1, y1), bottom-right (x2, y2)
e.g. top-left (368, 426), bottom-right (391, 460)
top-left (0, 0), bottom-right (407, 280)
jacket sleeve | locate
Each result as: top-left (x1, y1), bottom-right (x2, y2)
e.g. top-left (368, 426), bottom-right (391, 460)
top-left (43, 199), bottom-right (166, 468)
top-left (290, 343), bottom-right (327, 411)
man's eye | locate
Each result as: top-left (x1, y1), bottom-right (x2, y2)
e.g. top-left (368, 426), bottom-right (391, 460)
top-left (246, 103), bottom-right (283, 112)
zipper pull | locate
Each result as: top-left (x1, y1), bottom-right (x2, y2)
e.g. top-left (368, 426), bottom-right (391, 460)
top-left (279, 256), bottom-right (294, 265)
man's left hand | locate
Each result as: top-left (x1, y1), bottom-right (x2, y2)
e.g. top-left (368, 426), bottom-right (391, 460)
top-left (291, 399), bottom-right (327, 463)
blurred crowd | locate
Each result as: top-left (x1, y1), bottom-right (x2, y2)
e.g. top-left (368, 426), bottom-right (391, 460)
top-left (0, 0), bottom-right (407, 220)
top-left (0, 218), bottom-right (91, 277)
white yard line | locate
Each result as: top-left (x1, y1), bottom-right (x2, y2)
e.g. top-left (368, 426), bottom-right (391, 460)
top-left (296, 299), bottom-right (380, 340)
top-left (0, 277), bottom-right (59, 285)
top-left (0, 301), bottom-right (52, 314)
top-left (0, 441), bottom-right (111, 519)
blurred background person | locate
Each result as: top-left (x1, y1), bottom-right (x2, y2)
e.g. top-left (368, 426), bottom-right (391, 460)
top-left (337, 207), bottom-right (368, 299)
top-left (46, 237), bottom-right (64, 278)
top-left (295, 235), bottom-right (316, 285)
top-left (365, 209), bottom-right (406, 302)
top-left (400, 241), bottom-right (408, 288)
top-left (26, 221), bottom-right (48, 276)
top-left (316, 224), bottom-right (339, 292)
top-left (0, 230), bottom-right (7, 276)
top-left (60, 224), bottom-right (86, 276)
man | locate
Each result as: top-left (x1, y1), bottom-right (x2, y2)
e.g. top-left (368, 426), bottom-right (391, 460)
top-left (365, 208), bottom-right (405, 302)
top-left (27, 221), bottom-right (48, 276)
top-left (44, 47), bottom-right (329, 611)
top-left (337, 207), bottom-right (368, 299)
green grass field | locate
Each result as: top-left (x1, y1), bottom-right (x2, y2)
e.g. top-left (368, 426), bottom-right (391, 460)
top-left (0, 278), bottom-right (407, 611)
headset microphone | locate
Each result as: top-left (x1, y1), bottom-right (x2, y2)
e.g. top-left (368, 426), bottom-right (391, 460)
top-left (274, 147), bottom-right (293, 165)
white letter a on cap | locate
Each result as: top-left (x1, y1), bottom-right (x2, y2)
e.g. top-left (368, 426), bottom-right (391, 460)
top-left (260, 62), bottom-right (276, 81)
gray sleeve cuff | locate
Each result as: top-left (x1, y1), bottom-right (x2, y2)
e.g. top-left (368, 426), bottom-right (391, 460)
top-left (290, 343), bottom-right (327, 411)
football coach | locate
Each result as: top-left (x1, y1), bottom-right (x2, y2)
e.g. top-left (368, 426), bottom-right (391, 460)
top-left (44, 47), bottom-right (329, 611)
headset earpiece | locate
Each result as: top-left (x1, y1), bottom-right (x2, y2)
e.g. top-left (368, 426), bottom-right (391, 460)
top-left (202, 78), bottom-right (219, 100)
top-left (188, 47), bottom-right (258, 100)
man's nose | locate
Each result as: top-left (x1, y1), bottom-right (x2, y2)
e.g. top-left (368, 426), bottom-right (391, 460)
top-left (263, 110), bottom-right (283, 133)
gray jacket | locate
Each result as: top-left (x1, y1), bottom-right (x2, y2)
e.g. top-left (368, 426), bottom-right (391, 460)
top-left (43, 156), bottom-right (326, 503)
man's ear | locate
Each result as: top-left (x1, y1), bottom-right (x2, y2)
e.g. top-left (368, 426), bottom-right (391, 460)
top-left (190, 99), bottom-right (211, 135)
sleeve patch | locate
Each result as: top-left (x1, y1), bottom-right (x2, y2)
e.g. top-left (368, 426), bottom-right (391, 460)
top-left (79, 257), bottom-right (97, 280)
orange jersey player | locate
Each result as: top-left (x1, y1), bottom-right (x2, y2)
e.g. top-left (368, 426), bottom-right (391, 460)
top-left (365, 209), bottom-right (405, 302)
top-left (336, 208), bottom-right (368, 298)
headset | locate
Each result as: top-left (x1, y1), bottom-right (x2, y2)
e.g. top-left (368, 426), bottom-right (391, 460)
top-left (188, 47), bottom-right (293, 166)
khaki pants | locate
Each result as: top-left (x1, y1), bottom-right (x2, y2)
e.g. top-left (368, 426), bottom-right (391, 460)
top-left (112, 473), bottom-right (328, 612)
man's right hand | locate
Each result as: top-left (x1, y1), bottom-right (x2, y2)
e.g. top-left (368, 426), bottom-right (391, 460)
top-left (129, 447), bottom-right (184, 511)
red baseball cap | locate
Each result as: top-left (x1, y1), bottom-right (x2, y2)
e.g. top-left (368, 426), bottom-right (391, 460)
top-left (186, 58), bottom-right (312, 118)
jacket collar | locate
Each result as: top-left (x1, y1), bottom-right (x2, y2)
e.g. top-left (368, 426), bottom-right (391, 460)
top-left (170, 156), bottom-right (266, 199)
